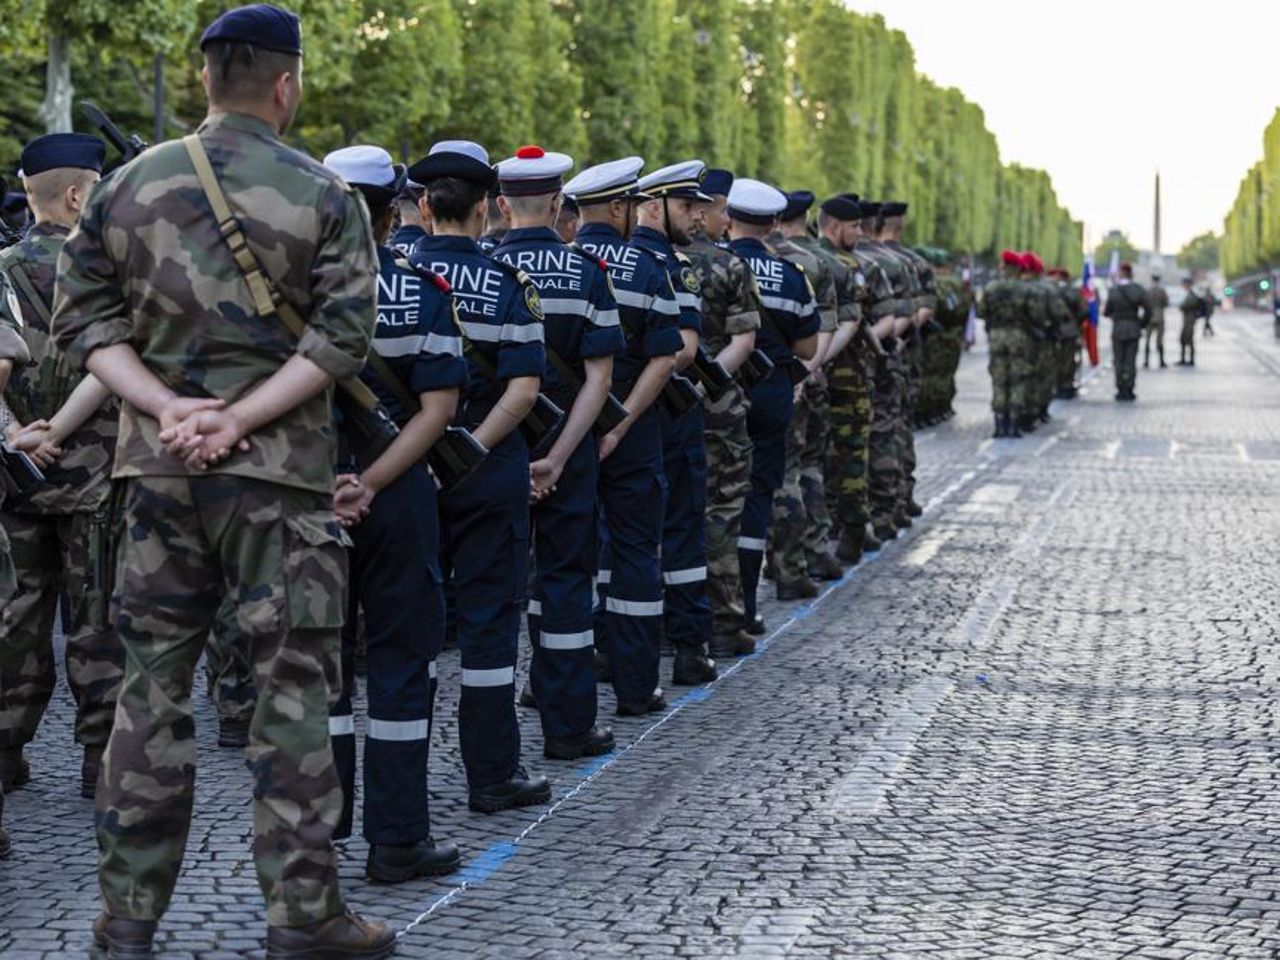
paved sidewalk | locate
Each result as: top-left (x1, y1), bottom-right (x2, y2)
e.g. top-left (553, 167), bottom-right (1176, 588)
top-left (2, 313), bottom-right (1279, 958)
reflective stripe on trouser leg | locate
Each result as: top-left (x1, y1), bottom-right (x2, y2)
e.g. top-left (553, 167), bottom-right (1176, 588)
top-left (439, 433), bottom-right (528, 790)
top-left (660, 404), bottom-right (711, 650)
top-left (530, 435), bottom-right (600, 740)
top-left (597, 407), bottom-right (665, 704)
top-left (741, 374), bottom-right (794, 622)
top-left (330, 587), bottom-right (359, 842)
top-left (351, 465), bottom-right (442, 844)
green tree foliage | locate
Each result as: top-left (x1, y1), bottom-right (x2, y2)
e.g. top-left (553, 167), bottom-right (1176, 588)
top-left (0, 0), bottom-right (1080, 267)
top-left (1094, 229), bottom-right (1139, 266)
top-left (1222, 109), bottom-right (1280, 277)
top-left (1176, 232), bottom-right (1220, 274)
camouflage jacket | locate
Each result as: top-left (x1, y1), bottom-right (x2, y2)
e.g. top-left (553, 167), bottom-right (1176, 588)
top-left (680, 231), bottom-right (762, 420)
top-left (855, 241), bottom-right (913, 318)
top-left (767, 232), bottom-right (838, 335)
top-left (53, 111), bottom-right (377, 495)
top-left (1031, 277), bottom-right (1070, 338)
top-left (981, 278), bottom-right (1030, 331)
top-left (816, 237), bottom-right (869, 327)
top-left (1146, 283), bottom-right (1169, 324)
top-left (887, 241), bottom-right (938, 312)
top-left (1, 221), bottom-right (119, 513)
top-left (1056, 282), bottom-right (1088, 335)
top-left (934, 275), bottom-right (972, 330)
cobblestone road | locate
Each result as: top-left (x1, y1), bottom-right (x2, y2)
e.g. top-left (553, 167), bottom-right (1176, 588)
top-left (3, 313), bottom-right (1280, 959)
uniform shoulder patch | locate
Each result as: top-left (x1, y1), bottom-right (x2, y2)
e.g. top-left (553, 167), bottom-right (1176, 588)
top-left (523, 282), bottom-right (544, 321)
top-left (680, 264), bottom-right (701, 295)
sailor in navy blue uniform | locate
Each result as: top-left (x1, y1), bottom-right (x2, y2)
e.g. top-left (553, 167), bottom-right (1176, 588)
top-left (491, 145), bottom-right (626, 760)
top-left (322, 146), bottom-right (467, 881)
top-left (631, 160), bottom-right (718, 686)
top-left (406, 140), bottom-right (552, 813)
top-left (390, 177), bottom-right (429, 255)
top-left (726, 179), bottom-right (820, 635)
top-left (565, 157), bottom-right (681, 717)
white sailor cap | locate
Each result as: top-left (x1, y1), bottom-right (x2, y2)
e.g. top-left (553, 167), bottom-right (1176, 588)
top-left (323, 144), bottom-right (407, 202)
top-left (726, 178), bottom-right (787, 225)
top-left (496, 145), bottom-right (575, 196)
top-left (637, 160), bottom-right (712, 201)
top-left (563, 156), bottom-right (650, 205)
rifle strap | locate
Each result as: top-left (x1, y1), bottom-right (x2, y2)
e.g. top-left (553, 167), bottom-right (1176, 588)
top-left (3, 264), bottom-right (50, 328)
top-left (183, 134), bottom-right (382, 415)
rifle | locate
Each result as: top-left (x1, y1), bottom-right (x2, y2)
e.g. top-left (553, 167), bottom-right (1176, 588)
top-left (80, 101), bottom-right (149, 163)
top-left (688, 344), bottom-right (734, 403)
top-left (542, 347), bottom-right (629, 436)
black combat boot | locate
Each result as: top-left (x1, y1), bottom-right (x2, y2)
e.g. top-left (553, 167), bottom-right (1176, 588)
top-left (808, 553), bottom-right (844, 581)
top-left (709, 630), bottom-right (755, 659)
top-left (872, 521), bottom-right (898, 542)
top-left (993, 413), bottom-right (1005, 438)
top-left (905, 498), bottom-right (924, 518)
top-left (367, 838), bottom-right (461, 883)
top-left (745, 613), bottom-right (767, 635)
top-left (775, 576), bottom-right (818, 601)
top-left (266, 911), bottom-right (396, 960)
top-left (862, 527), bottom-right (884, 552)
top-left (1006, 414), bottom-right (1023, 438)
top-left (835, 530), bottom-right (864, 564)
top-left (468, 767), bottom-right (552, 813)
top-left (0, 748), bottom-right (29, 792)
top-left (92, 914), bottom-right (158, 960)
top-left (544, 725), bottom-right (615, 760)
top-left (518, 681), bottom-right (538, 709)
top-left (893, 511), bottom-right (913, 530)
top-left (672, 647), bottom-right (717, 685)
top-left (81, 745), bottom-right (104, 800)
top-left (615, 692), bottom-right (668, 717)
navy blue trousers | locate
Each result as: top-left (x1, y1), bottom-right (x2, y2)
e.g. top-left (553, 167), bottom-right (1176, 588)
top-left (331, 464), bottom-right (442, 844)
top-left (595, 406), bottom-right (665, 705)
top-left (659, 402), bottom-right (711, 650)
top-left (528, 432), bottom-right (599, 739)
top-left (439, 431), bottom-right (530, 789)
top-left (739, 373), bottom-right (794, 621)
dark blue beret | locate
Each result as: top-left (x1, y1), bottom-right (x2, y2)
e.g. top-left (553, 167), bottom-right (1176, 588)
top-left (20, 133), bottom-right (105, 177)
top-left (200, 4), bottom-right (302, 56)
top-left (860, 201), bottom-right (882, 219)
top-left (781, 189), bottom-right (814, 221)
top-left (700, 168), bottom-right (734, 198)
top-left (880, 201), bottom-right (908, 217)
top-left (819, 195), bottom-right (861, 222)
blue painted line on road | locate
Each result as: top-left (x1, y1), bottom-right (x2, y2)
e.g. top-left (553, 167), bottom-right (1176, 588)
top-left (398, 440), bottom-right (991, 939)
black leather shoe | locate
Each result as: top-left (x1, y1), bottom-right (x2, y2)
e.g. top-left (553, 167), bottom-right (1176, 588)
top-left (82, 745), bottom-right (104, 800)
top-left (745, 614), bottom-right (766, 636)
top-left (92, 913), bottom-right (157, 960)
top-left (905, 499), bottom-right (924, 518)
top-left (367, 838), bottom-right (461, 883)
top-left (218, 717), bottom-right (250, 748)
top-left (808, 553), bottom-right (844, 581)
top-left (518, 682), bottom-right (538, 709)
top-left (469, 767), bottom-right (552, 813)
top-left (835, 532), bottom-right (863, 564)
top-left (616, 692), bottom-right (667, 717)
top-left (775, 577), bottom-right (818, 601)
top-left (545, 725), bottom-right (615, 760)
top-left (594, 649), bottom-right (612, 683)
top-left (672, 648), bottom-right (717, 685)
top-left (0, 748), bottom-right (29, 792)
top-left (266, 911), bottom-right (396, 959)
top-left (893, 512), bottom-right (913, 530)
top-left (709, 630), bottom-right (755, 659)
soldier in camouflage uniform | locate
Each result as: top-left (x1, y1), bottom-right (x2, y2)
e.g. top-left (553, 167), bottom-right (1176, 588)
top-left (857, 202), bottom-right (915, 540)
top-left (983, 251), bottom-right (1033, 438)
top-left (768, 191), bottom-right (840, 598)
top-left (1053, 268), bottom-right (1088, 397)
top-left (921, 249), bottom-right (971, 423)
top-left (1023, 253), bottom-right (1069, 428)
top-left (818, 196), bottom-right (885, 563)
top-left (0, 280), bottom-right (33, 861)
top-left (52, 6), bottom-right (395, 957)
top-left (0, 133), bottom-right (124, 800)
top-left (679, 169), bottom-right (762, 657)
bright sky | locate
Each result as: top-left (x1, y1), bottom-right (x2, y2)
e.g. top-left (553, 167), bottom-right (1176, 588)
top-left (858, 0), bottom-right (1280, 253)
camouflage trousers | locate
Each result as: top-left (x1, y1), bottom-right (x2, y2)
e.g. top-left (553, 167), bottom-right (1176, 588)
top-left (898, 351), bottom-right (920, 507)
top-left (920, 329), bottom-right (964, 419)
top-left (1033, 338), bottom-right (1058, 413)
top-left (1058, 336), bottom-right (1081, 392)
top-left (98, 475), bottom-right (347, 927)
top-left (770, 376), bottom-right (834, 581)
top-left (825, 350), bottom-right (873, 540)
top-left (0, 508), bottom-right (124, 749)
top-left (203, 597), bottom-right (257, 724)
top-left (987, 327), bottom-right (1032, 415)
top-left (704, 392), bottom-right (752, 639)
top-left (869, 351), bottom-right (906, 530)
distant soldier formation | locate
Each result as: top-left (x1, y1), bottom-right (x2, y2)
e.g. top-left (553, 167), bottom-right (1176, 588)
top-left (0, 4), bottom-right (1184, 959)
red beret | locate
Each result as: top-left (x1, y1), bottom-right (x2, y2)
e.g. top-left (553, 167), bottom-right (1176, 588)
top-left (1025, 253), bottom-right (1044, 275)
top-left (1000, 250), bottom-right (1022, 268)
